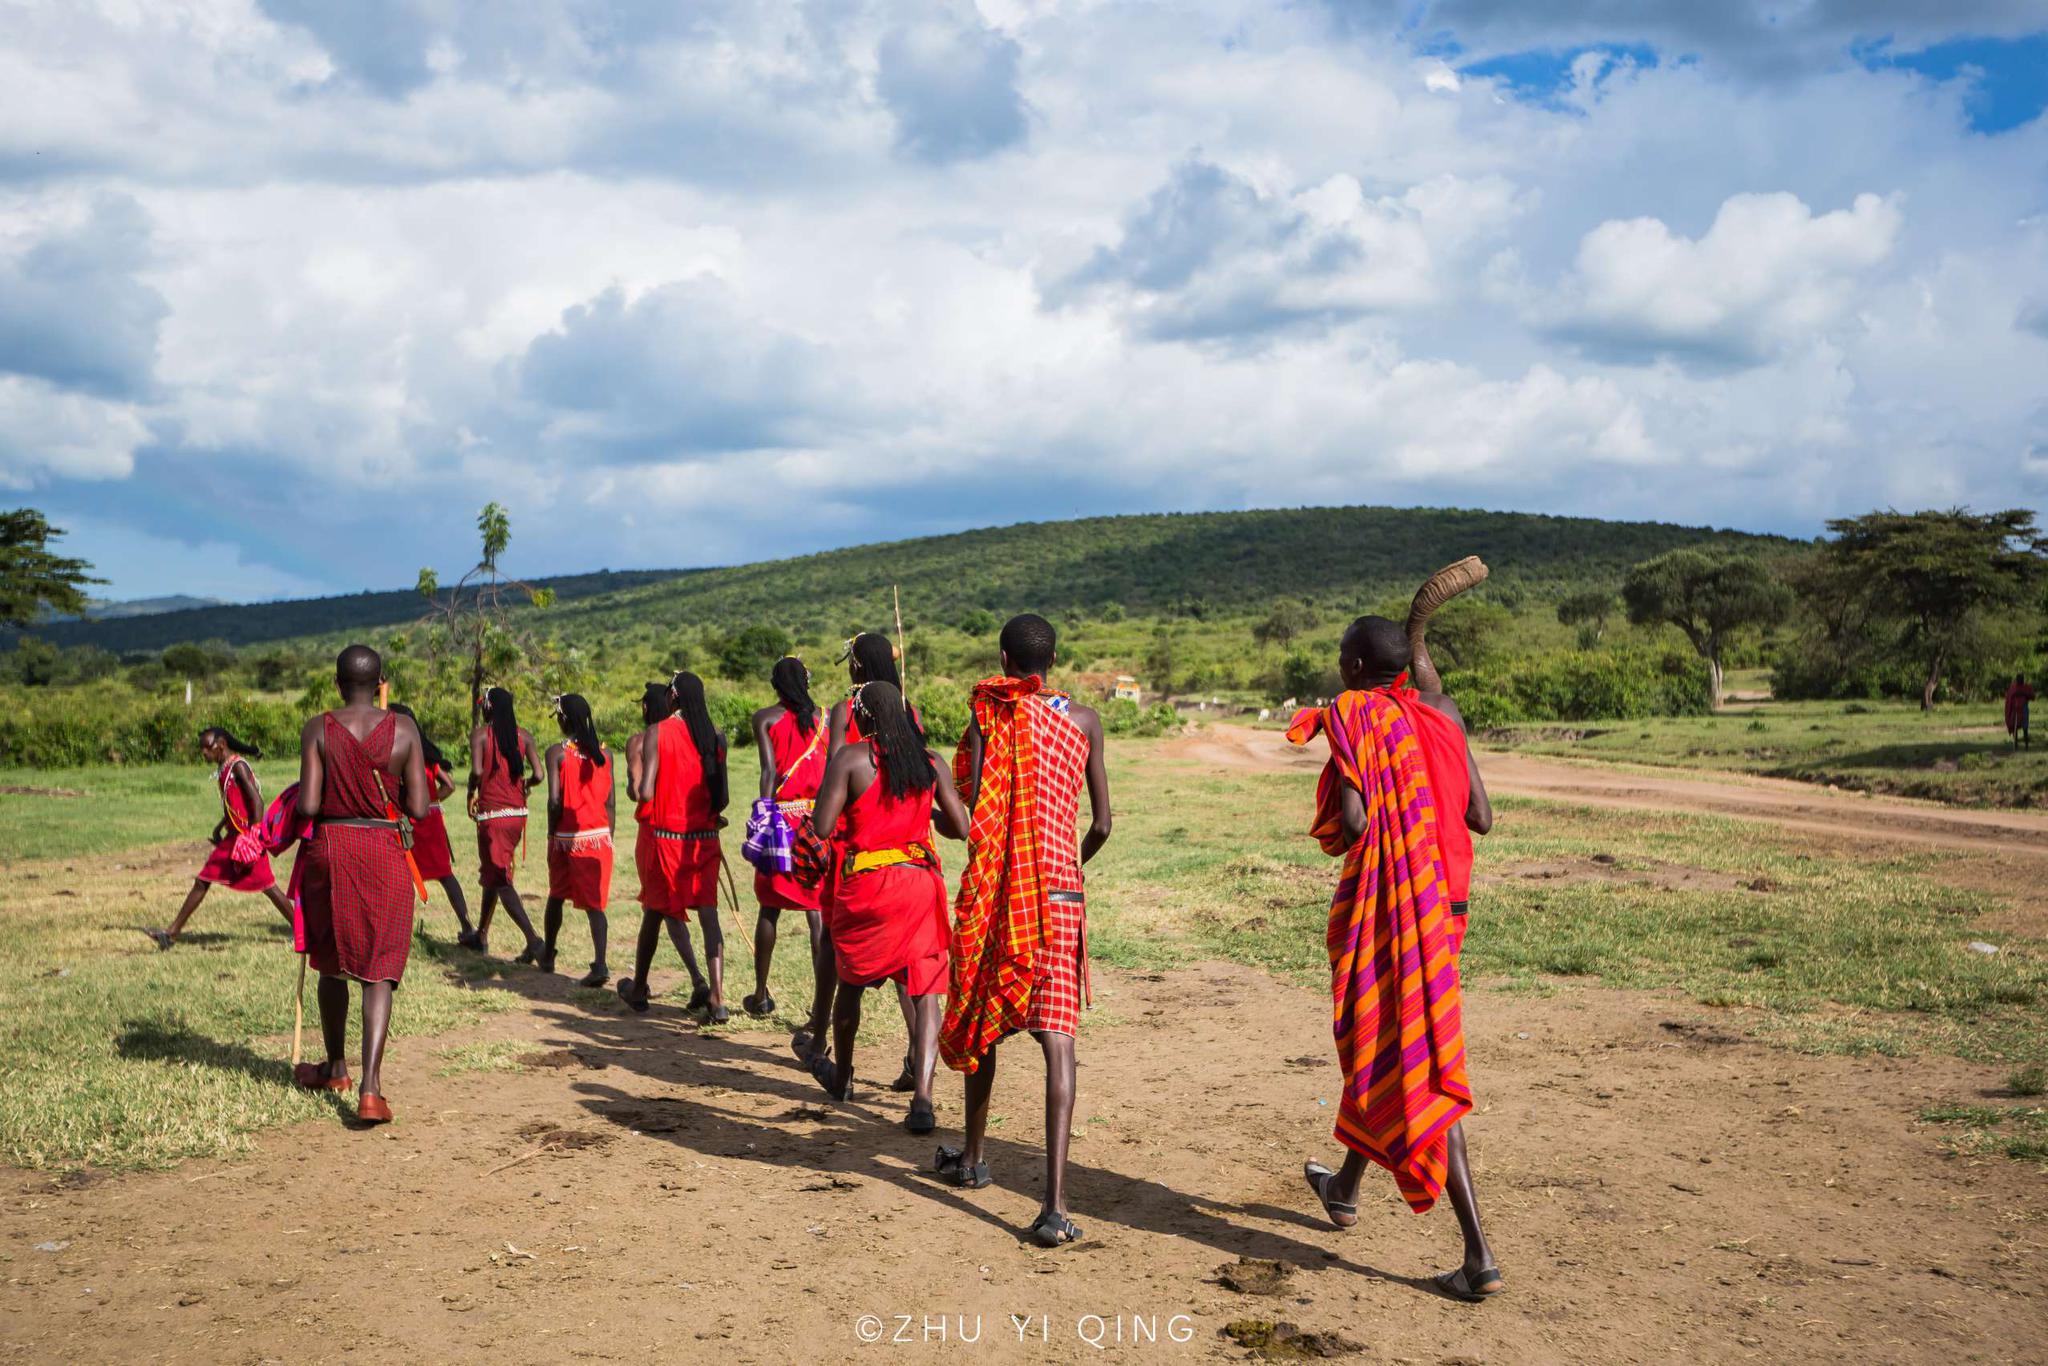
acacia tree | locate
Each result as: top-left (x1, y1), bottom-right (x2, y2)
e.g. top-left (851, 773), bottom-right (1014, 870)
top-left (0, 509), bottom-right (100, 627)
top-left (415, 503), bottom-right (557, 725)
top-left (1250, 599), bottom-right (1313, 652)
top-left (1824, 508), bottom-right (2045, 710)
top-left (1556, 589), bottom-right (1617, 648)
top-left (1622, 550), bottom-right (1789, 707)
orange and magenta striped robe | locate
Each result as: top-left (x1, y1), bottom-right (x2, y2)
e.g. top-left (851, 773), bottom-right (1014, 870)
top-left (1288, 689), bottom-right (1472, 1213)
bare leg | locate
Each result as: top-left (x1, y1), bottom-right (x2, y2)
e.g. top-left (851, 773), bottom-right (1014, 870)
top-left (909, 994), bottom-right (942, 1110)
top-left (890, 981), bottom-right (917, 1088)
top-left (751, 906), bottom-right (778, 1000)
top-left (497, 886), bottom-right (544, 956)
top-left (961, 1046), bottom-right (998, 1167)
top-left (437, 875), bottom-right (474, 935)
top-left (628, 911), bottom-right (661, 997)
top-left (262, 884), bottom-right (295, 925)
top-left (584, 910), bottom-right (609, 976)
top-left (829, 980), bottom-right (863, 1092)
top-left (661, 916), bottom-right (708, 991)
top-left (1036, 1031), bottom-right (1077, 1217)
top-left (543, 897), bottom-right (565, 955)
top-left (154, 879), bottom-right (212, 943)
top-left (698, 908), bottom-right (725, 1014)
top-left (1442, 1123), bottom-right (1498, 1280)
top-left (317, 973), bottom-right (350, 1077)
top-left (360, 980), bottom-right (394, 1098)
top-left (798, 925), bottom-right (838, 1058)
top-left (475, 887), bottom-right (498, 948)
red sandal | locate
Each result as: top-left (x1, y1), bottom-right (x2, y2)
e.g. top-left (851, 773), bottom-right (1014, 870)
top-left (355, 1094), bottom-right (393, 1125)
top-left (292, 1061), bottom-right (353, 1093)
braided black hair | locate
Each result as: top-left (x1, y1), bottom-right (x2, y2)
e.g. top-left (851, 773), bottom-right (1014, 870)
top-left (848, 632), bottom-right (899, 687)
top-left (554, 693), bottom-right (607, 767)
top-left (668, 670), bottom-right (726, 810)
top-left (199, 726), bottom-right (263, 760)
top-left (852, 681), bottom-right (936, 801)
top-left (640, 682), bottom-right (673, 726)
top-left (770, 656), bottom-right (817, 734)
top-left (483, 686), bottom-right (524, 779)
top-left (386, 702), bottom-right (446, 772)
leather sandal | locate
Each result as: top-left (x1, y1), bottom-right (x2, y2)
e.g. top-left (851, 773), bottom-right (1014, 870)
top-left (356, 1093), bottom-right (393, 1125)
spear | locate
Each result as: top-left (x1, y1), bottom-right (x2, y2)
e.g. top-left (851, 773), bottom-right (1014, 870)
top-left (893, 584), bottom-right (908, 696)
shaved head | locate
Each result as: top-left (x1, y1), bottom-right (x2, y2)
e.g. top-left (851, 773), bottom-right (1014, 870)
top-left (1341, 616), bottom-right (1411, 676)
top-left (999, 613), bottom-right (1056, 677)
top-left (336, 643), bottom-right (382, 693)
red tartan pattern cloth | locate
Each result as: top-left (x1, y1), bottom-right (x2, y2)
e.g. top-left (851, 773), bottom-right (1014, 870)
top-left (940, 678), bottom-right (1092, 1070)
top-left (1023, 894), bottom-right (1085, 1035)
top-left (301, 713), bottom-right (416, 985)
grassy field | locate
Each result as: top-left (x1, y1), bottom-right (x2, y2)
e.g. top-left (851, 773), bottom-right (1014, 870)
top-left (1488, 692), bottom-right (2048, 807)
top-left (1, 737), bottom-right (2042, 1170)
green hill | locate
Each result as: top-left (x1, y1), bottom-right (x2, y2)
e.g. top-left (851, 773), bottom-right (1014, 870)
top-left (19, 505), bottom-right (1798, 656)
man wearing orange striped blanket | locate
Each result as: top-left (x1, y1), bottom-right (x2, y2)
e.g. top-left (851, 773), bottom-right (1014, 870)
top-left (1286, 615), bottom-right (1501, 1303)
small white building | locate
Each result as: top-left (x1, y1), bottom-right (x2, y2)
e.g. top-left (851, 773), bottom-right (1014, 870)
top-left (1113, 675), bottom-right (1142, 702)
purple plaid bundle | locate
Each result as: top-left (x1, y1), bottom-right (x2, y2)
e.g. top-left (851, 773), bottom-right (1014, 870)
top-left (742, 797), bottom-right (795, 873)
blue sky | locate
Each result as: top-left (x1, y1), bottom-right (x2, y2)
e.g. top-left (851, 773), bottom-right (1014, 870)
top-left (1, 1), bottom-right (2044, 600)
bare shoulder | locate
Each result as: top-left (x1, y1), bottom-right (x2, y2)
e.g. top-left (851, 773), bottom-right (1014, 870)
top-left (1065, 700), bottom-right (1104, 737)
top-left (1417, 691), bottom-right (1467, 732)
top-left (752, 703), bottom-right (784, 726)
top-left (545, 740), bottom-right (565, 761)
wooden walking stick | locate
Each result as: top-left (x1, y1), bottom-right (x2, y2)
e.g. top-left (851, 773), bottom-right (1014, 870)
top-left (291, 952), bottom-right (307, 1068)
top-left (1405, 556), bottom-right (1490, 693)
top-left (892, 584), bottom-right (908, 695)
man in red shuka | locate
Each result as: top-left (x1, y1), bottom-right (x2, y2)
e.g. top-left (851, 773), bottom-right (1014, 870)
top-left (540, 693), bottom-right (615, 984)
top-left (293, 644), bottom-right (429, 1125)
top-left (622, 670), bottom-right (732, 1021)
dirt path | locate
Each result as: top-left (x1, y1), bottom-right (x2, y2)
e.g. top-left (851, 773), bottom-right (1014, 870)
top-left (1168, 724), bottom-right (2048, 859)
top-left (1, 960), bottom-right (2040, 1363)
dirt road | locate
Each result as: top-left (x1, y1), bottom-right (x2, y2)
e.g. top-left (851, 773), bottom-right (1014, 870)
top-left (1, 959), bottom-right (2039, 1364)
top-left (1169, 723), bottom-right (2048, 859)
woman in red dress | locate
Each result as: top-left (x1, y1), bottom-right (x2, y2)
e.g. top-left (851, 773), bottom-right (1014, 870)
top-left (625, 683), bottom-right (709, 1000)
top-left (387, 702), bottom-right (474, 941)
top-left (147, 727), bottom-right (294, 948)
top-left (541, 693), bottom-right (615, 985)
top-left (466, 687), bottom-right (545, 962)
top-left (743, 657), bottom-right (828, 1018)
top-left (804, 681), bottom-right (969, 1133)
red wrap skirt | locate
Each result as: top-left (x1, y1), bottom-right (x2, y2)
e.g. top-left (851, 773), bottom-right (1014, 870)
top-left (196, 836), bottom-right (275, 893)
top-left (830, 862), bottom-right (949, 996)
top-left (301, 823), bottom-right (416, 985)
top-left (639, 828), bottom-right (720, 918)
top-left (548, 831), bottom-right (613, 912)
top-left (410, 804), bottom-right (454, 882)
top-left (476, 814), bottom-right (525, 890)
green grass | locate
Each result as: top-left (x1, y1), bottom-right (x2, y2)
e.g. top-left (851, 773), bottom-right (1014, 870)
top-left (1489, 695), bottom-right (2048, 807)
top-left (0, 760), bottom-right (301, 862)
top-left (3, 734), bottom-right (2044, 1170)
top-left (1918, 1103), bottom-right (2048, 1162)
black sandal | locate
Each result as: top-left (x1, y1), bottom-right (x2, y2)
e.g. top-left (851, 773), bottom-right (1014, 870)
top-left (1433, 1266), bottom-right (1504, 1303)
top-left (933, 1145), bottom-right (991, 1189)
top-left (616, 977), bottom-right (651, 1014)
top-left (791, 1029), bottom-right (823, 1063)
top-left (535, 946), bottom-right (557, 974)
top-left (807, 1051), bottom-right (851, 1102)
top-left (686, 984), bottom-right (711, 1013)
top-left (145, 928), bottom-right (175, 951)
top-left (742, 992), bottom-right (776, 1018)
top-left (1028, 1209), bottom-right (1082, 1247)
top-left (579, 964), bottom-right (609, 988)
top-left (906, 1099), bottom-right (935, 1135)
top-left (707, 1003), bottom-right (731, 1025)
top-left (1303, 1162), bottom-right (1358, 1229)
top-left (456, 929), bottom-right (483, 951)
top-left (889, 1051), bottom-right (916, 1093)
top-left (513, 943), bottom-right (538, 965)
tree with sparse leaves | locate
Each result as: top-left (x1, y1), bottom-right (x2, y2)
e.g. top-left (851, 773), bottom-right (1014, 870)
top-left (1623, 550), bottom-right (1789, 708)
top-left (1556, 589), bottom-right (1617, 648)
top-left (0, 509), bottom-right (101, 628)
top-left (1250, 599), bottom-right (1314, 652)
top-left (415, 503), bottom-right (557, 725)
top-left (1822, 508), bottom-right (2045, 710)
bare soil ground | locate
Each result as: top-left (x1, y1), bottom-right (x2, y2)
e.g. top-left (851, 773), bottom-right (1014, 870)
top-left (1, 962), bottom-right (2041, 1363)
top-left (4, 728), bottom-right (2044, 1363)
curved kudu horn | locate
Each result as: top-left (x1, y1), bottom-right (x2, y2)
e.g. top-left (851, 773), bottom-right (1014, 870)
top-left (1405, 556), bottom-right (1490, 694)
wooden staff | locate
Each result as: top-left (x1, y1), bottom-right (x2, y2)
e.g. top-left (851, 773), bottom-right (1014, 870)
top-left (892, 584), bottom-right (908, 695)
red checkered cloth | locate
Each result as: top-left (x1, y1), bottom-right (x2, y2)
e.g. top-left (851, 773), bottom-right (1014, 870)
top-left (1024, 893), bottom-right (1086, 1035)
top-left (940, 677), bottom-right (1093, 1070)
top-left (301, 713), bottom-right (417, 985)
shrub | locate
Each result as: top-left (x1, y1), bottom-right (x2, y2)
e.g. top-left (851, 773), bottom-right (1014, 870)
top-left (1442, 648), bottom-right (1711, 729)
